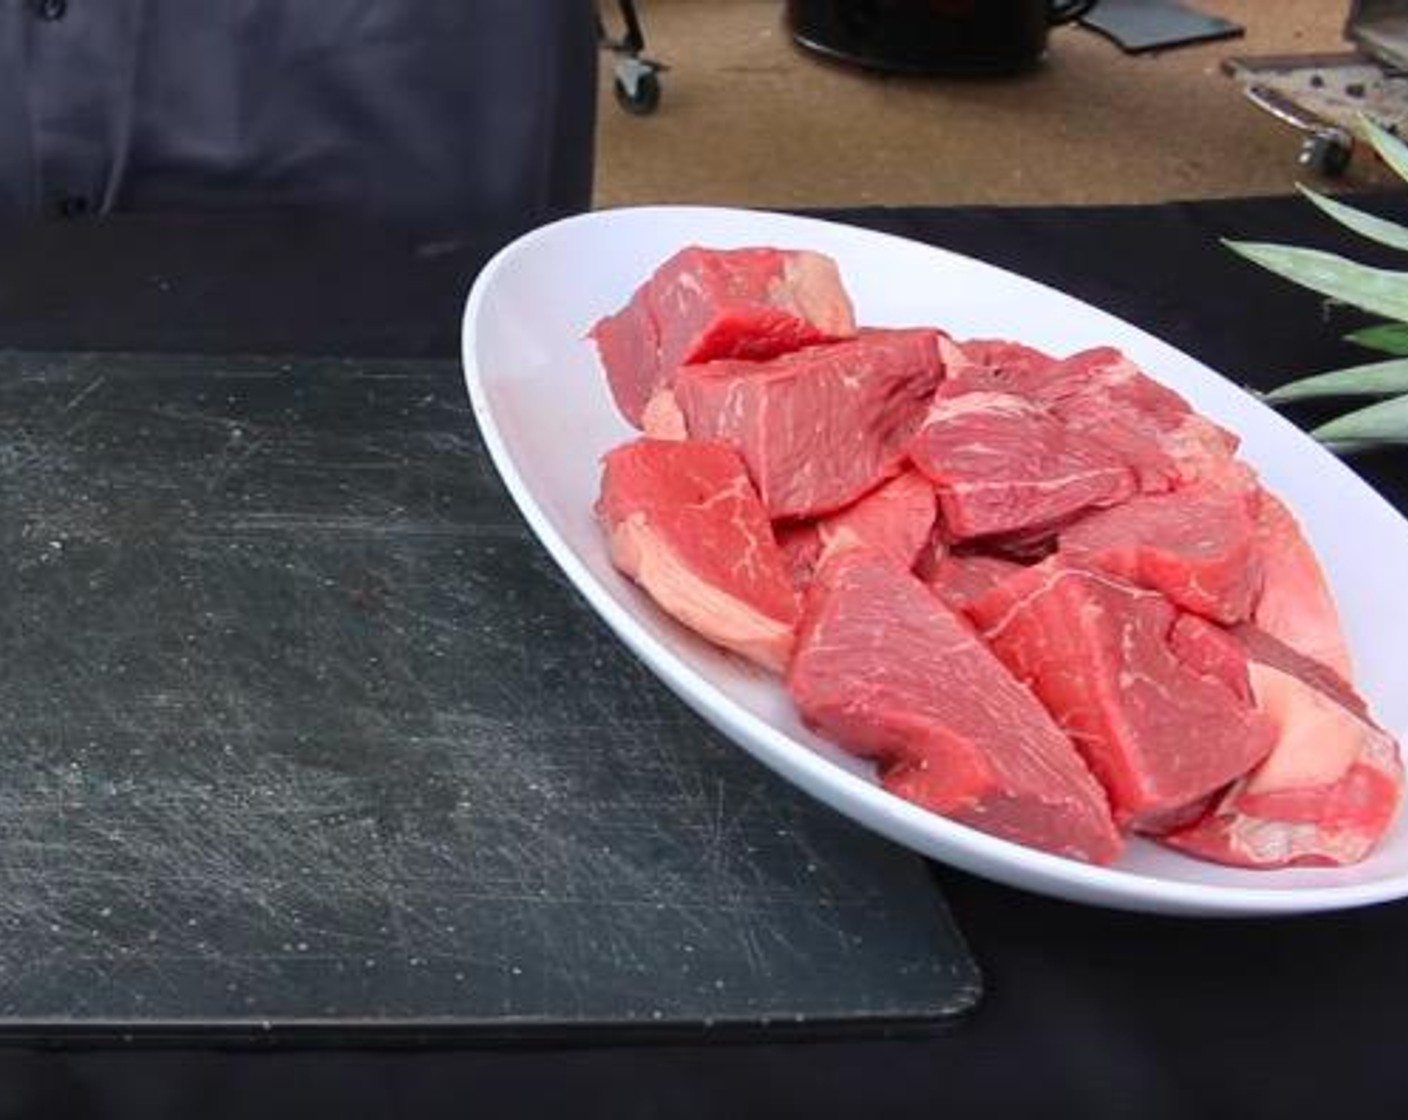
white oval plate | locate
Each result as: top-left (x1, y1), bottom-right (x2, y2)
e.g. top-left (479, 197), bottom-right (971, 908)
top-left (461, 205), bottom-right (1408, 916)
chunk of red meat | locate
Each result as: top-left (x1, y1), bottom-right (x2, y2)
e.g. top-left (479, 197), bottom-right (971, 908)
top-left (967, 558), bottom-right (1277, 832)
top-left (674, 327), bottom-right (943, 520)
top-left (818, 469), bottom-right (936, 568)
top-left (1162, 626), bottom-right (1403, 868)
top-left (1166, 614), bottom-right (1256, 704)
top-left (937, 335), bottom-right (1060, 395)
top-left (591, 246), bottom-right (857, 427)
top-left (598, 439), bottom-right (799, 672)
top-left (775, 471), bottom-right (938, 592)
top-left (1042, 348), bottom-right (1239, 491)
top-left (942, 343), bottom-right (1238, 493)
top-left (1058, 469), bottom-right (1263, 624)
top-left (905, 390), bottom-right (1136, 541)
top-left (788, 550), bottom-right (1122, 865)
top-left (591, 286), bottom-right (660, 428)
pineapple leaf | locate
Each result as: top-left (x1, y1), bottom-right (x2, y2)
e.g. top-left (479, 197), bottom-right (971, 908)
top-left (1296, 184), bottom-right (1408, 253)
top-left (1264, 357), bottom-right (1408, 402)
top-left (1310, 391), bottom-right (1408, 444)
top-left (1363, 116), bottom-right (1408, 185)
top-left (1224, 240), bottom-right (1408, 322)
top-left (1344, 322), bottom-right (1408, 355)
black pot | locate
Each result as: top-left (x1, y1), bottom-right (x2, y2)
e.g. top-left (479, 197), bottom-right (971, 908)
top-left (787, 0), bottom-right (1099, 76)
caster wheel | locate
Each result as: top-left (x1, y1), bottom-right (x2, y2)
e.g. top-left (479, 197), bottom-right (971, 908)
top-left (614, 65), bottom-right (662, 115)
top-left (1300, 133), bottom-right (1352, 178)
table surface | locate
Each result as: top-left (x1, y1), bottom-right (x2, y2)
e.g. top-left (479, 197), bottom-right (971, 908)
top-left (1, 196), bottom-right (1407, 1117)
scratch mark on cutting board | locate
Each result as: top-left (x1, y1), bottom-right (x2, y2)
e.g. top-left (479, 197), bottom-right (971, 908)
top-left (61, 375), bottom-right (106, 413)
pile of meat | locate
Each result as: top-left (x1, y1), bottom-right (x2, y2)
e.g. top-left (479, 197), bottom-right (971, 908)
top-left (590, 245), bottom-right (1404, 869)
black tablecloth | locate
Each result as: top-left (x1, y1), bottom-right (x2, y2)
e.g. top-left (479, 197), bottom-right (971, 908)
top-left (2, 196), bottom-right (1407, 1119)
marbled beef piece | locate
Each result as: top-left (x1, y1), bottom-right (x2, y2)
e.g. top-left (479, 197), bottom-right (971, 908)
top-left (906, 389), bottom-right (1136, 541)
top-left (1058, 466), bottom-right (1263, 625)
top-left (967, 558), bottom-right (1277, 833)
top-left (591, 246), bottom-right (856, 427)
top-left (598, 439), bottom-right (799, 672)
top-left (788, 550), bottom-right (1122, 865)
top-left (1162, 625), bottom-right (1403, 869)
top-left (674, 327), bottom-right (943, 520)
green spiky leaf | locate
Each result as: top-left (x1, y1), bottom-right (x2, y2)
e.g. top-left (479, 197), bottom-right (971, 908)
top-left (1363, 116), bottom-right (1408, 184)
top-left (1296, 185), bottom-right (1408, 252)
top-left (1310, 391), bottom-right (1408, 444)
top-left (1264, 357), bottom-right (1408, 402)
top-left (1344, 322), bottom-right (1408, 354)
top-left (1224, 241), bottom-right (1408, 322)
top-left (1225, 115), bottom-right (1408, 452)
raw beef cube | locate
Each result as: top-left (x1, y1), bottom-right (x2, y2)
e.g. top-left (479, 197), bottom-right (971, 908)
top-left (925, 552), bottom-right (1025, 613)
top-left (905, 390), bottom-right (1136, 540)
top-left (1030, 347), bottom-right (1175, 406)
top-left (938, 335), bottom-right (1062, 395)
top-left (1251, 489), bottom-right (1354, 681)
top-left (1162, 626), bottom-right (1403, 868)
top-left (944, 344), bottom-right (1236, 491)
top-left (1058, 471), bottom-right (1263, 624)
top-left (916, 345), bottom-right (1235, 518)
top-left (598, 439), bottom-right (799, 672)
top-left (591, 246), bottom-right (857, 427)
top-left (1166, 613), bottom-right (1257, 703)
top-left (591, 285), bottom-right (660, 427)
top-left (788, 550), bottom-right (1122, 864)
top-left (774, 471), bottom-right (937, 592)
top-left (647, 247), bottom-right (856, 363)
top-left (817, 469), bottom-right (937, 570)
top-left (967, 559), bottom-right (1277, 832)
top-left (960, 338), bottom-right (1059, 380)
top-left (1041, 348), bottom-right (1239, 491)
top-left (674, 327), bottom-right (943, 520)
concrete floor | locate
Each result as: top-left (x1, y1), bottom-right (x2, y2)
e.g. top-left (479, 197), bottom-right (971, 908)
top-left (594, 0), bottom-right (1400, 209)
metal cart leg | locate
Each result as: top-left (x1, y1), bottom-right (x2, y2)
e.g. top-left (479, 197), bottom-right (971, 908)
top-left (598, 0), bottom-right (667, 115)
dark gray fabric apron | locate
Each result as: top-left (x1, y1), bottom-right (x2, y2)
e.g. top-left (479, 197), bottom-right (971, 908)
top-left (0, 0), bottom-right (598, 233)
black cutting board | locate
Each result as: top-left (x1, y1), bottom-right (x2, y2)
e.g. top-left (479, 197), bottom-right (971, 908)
top-left (0, 350), bottom-right (979, 1042)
